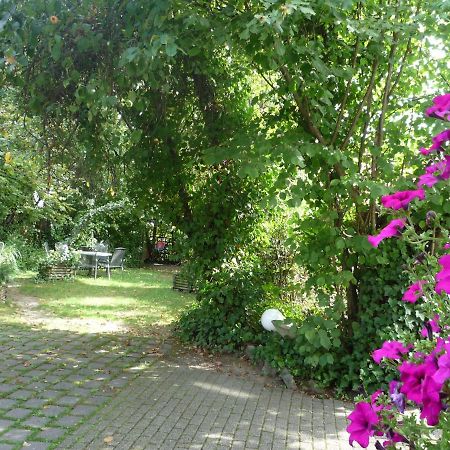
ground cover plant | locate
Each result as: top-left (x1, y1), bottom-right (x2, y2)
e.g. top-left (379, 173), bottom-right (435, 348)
top-left (346, 96), bottom-right (450, 448)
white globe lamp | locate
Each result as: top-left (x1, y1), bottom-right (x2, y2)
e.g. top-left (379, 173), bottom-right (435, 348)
top-left (261, 308), bottom-right (285, 332)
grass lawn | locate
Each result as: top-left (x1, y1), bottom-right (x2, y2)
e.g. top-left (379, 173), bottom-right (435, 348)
top-left (18, 268), bottom-right (194, 335)
top-left (0, 294), bottom-right (23, 325)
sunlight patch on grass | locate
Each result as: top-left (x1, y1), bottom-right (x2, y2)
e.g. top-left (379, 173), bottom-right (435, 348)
top-left (18, 268), bottom-right (194, 333)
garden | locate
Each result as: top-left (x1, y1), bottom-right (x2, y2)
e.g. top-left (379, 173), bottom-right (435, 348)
top-left (0, 1), bottom-right (449, 448)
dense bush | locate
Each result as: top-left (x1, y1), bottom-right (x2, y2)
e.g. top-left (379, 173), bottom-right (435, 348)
top-left (248, 240), bottom-right (423, 393)
top-left (0, 243), bottom-right (19, 285)
top-left (177, 257), bottom-right (268, 351)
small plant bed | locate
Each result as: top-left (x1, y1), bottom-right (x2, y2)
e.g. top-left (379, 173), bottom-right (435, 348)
top-left (36, 248), bottom-right (78, 282)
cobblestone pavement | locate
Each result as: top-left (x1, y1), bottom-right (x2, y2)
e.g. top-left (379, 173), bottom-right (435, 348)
top-left (0, 324), bottom-right (356, 450)
top-left (0, 324), bottom-right (160, 450)
top-left (58, 352), bottom-right (354, 450)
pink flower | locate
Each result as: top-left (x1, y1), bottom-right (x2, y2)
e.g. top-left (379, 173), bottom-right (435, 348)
top-left (372, 341), bottom-right (410, 364)
top-left (438, 254), bottom-right (450, 268)
top-left (382, 432), bottom-right (407, 448)
top-left (402, 280), bottom-right (427, 303)
top-left (347, 402), bottom-right (379, 448)
top-left (420, 129), bottom-right (450, 155)
top-left (433, 344), bottom-right (450, 384)
top-left (421, 314), bottom-right (441, 338)
top-left (426, 93), bottom-right (450, 121)
top-left (417, 173), bottom-right (439, 188)
top-left (368, 218), bottom-right (407, 248)
top-left (381, 189), bottom-right (425, 210)
top-left (418, 156), bottom-right (450, 188)
top-left (399, 360), bottom-right (437, 403)
top-left (420, 375), bottom-right (443, 426)
top-left (442, 155), bottom-right (450, 179)
top-left (370, 390), bottom-right (385, 413)
top-left (435, 275), bottom-right (450, 295)
top-left (444, 243), bottom-right (450, 250)
top-left (435, 258), bottom-right (450, 295)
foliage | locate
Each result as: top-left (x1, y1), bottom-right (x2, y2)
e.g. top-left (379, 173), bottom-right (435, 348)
top-left (0, 0), bottom-right (449, 395)
top-left (36, 246), bottom-right (79, 281)
top-left (177, 256), bottom-right (268, 351)
top-left (346, 95), bottom-right (450, 448)
top-left (0, 243), bottom-right (19, 284)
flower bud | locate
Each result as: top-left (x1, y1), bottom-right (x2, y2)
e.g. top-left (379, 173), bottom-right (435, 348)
top-left (426, 210), bottom-right (437, 226)
top-left (414, 252), bottom-right (426, 265)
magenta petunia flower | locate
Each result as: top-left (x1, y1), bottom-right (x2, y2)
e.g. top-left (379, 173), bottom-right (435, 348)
top-left (347, 402), bottom-right (379, 448)
top-left (435, 275), bottom-right (450, 295)
top-left (441, 155), bottom-right (450, 180)
top-left (420, 129), bottom-right (450, 155)
top-left (372, 341), bottom-right (410, 364)
top-left (438, 254), bottom-right (450, 268)
top-left (368, 218), bottom-right (407, 248)
top-left (420, 375), bottom-right (444, 426)
top-left (382, 431), bottom-right (407, 448)
top-left (402, 280), bottom-right (427, 303)
top-left (417, 173), bottom-right (439, 188)
top-left (417, 158), bottom-right (450, 188)
top-left (399, 360), bottom-right (437, 403)
top-left (433, 344), bottom-right (450, 384)
top-left (426, 93), bottom-right (450, 121)
top-left (421, 314), bottom-right (441, 338)
top-left (381, 189), bottom-right (425, 210)
top-left (445, 243), bottom-right (450, 250)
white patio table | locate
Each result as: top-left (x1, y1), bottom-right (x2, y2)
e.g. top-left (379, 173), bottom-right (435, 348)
top-left (78, 250), bottom-right (112, 279)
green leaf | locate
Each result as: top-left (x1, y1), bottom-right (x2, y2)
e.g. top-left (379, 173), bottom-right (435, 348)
top-left (318, 329), bottom-right (331, 349)
top-left (165, 43), bottom-right (178, 57)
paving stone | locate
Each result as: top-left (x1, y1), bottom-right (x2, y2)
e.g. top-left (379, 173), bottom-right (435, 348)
top-left (0, 385), bottom-right (16, 394)
top-left (37, 427), bottom-right (66, 440)
top-left (22, 399), bottom-right (48, 409)
top-left (0, 444), bottom-right (14, 450)
top-left (55, 396), bottom-right (80, 406)
top-left (41, 405), bottom-right (66, 417)
top-left (22, 416), bottom-right (51, 428)
top-left (55, 415), bottom-right (82, 427)
top-left (7, 390), bottom-right (34, 400)
top-left (0, 419), bottom-right (14, 432)
top-left (70, 405), bottom-right (96, 416)
top-left (0, 399), bottom-right (17, 410)
top-left (1, 428), bottom-right (32, 441)
top-left (39, 390), bottom-right (60, 400)
top-left (20, 442), bottom-right (50, 450)
top-left (4, 408), bottom-right (32, 419)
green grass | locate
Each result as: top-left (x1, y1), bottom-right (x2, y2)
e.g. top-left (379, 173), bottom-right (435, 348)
top-left (18, 268), bottom-right (195, 335)
top-left (0, 296), bottom-right (22, 325)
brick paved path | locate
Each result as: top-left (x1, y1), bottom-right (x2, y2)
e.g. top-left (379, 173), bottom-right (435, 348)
top-left (0, 324), bottom-right (159, 450)
top-left (59, 353), bottom-right (353, 450)
top-left (0, 324), bottom-right (355, 450)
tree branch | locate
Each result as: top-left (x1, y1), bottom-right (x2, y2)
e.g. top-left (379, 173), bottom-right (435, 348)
top-left (279, 66), bottom-right (327, 145)
top-left (339, 57), bottom-right (379, 151)
top-left (330, 37), bottom-right (360, 146)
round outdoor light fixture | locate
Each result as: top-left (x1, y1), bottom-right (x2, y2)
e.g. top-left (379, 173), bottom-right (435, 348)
top-left (261, 308), bottom-right (285, 332)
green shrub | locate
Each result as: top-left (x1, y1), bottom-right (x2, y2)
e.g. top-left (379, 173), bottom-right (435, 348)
top-left (0, 243), bottom-right (19, 284)
top-left (36, 247), bottom-right (79, 282)
top-left (177, 257), bottom-right (270, 351)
